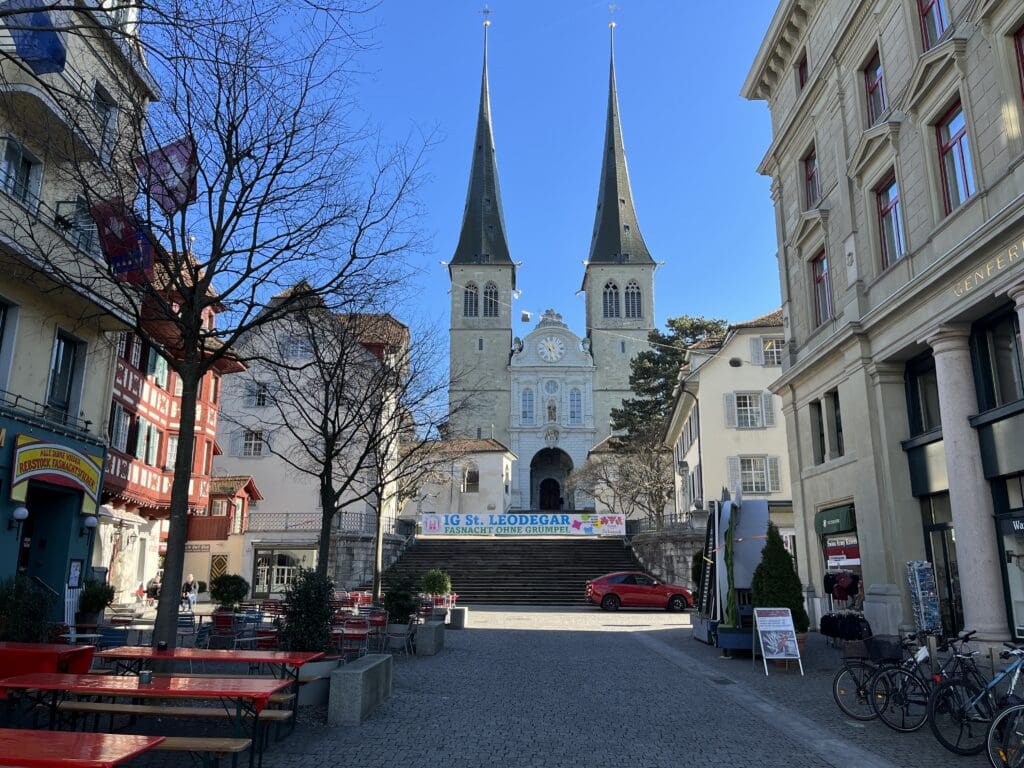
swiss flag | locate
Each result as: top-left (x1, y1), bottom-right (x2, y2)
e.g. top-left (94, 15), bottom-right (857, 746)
top-left (136, 136), bottom-right (198, 216)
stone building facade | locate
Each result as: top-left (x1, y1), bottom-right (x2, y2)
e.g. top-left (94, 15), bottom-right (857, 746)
top-left (744, 0), bottom-right (1024, 638)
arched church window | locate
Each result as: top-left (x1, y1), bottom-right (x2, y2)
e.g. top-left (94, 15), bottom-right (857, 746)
top-left (624, 280), bottom-right (642, 319)
top-left (569, 388), bottom-right (582, 425)
top-left (463, 283), bottom-right (479, 317)
top-left (521, 388), bottom-right (534, 424)
top-left (483, 282), bottom-right (499, 318)
top-left (463, 463), bottom-right (479, 493)
top-left (547, 399), bottom-right (557, 423)
top-left (603, 281), bottom-right (620, 318)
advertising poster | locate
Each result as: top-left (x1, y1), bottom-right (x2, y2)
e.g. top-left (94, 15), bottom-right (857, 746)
top-left (753, 607), bottom-right (804, 676)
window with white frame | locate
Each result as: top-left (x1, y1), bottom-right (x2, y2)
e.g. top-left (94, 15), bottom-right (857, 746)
top-left (463, 464), bottom-right (479, 493)
top-left (724, 391), bottom-right (775, 430)
top-left (569, 388), bottom-right (582, 425)
top-left (242, 429), bottom-right (265, 457)
top-left (146, 347), bottom-right (169, 389)
top-left (751, 336), bottom-right (784, 366)
top-left (286, 334), bottom-right (313, 359)
top-left (46, 331), bottom-right (83, 421)
top-left (165, 434), bottom-right (178, 470)
top-left (521, 388), bottom-right (534, 424)
top-left (727, 455), bottom-right (782, 495)
top-left (92, 85), bottom-right (117, 163)
top-left (2, 138), bottom-right (42, 208)
top-left (108, 402), bottom-right (130, 452)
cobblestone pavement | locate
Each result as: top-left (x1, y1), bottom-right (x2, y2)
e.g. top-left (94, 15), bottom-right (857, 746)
top-left (130, 607), bottom-right (985, 768)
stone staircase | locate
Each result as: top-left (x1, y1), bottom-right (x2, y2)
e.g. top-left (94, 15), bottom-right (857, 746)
top-left (380, 537), bottom-right (643, 605)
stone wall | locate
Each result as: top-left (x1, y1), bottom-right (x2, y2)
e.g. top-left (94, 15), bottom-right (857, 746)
top-left (630, 525), bottom-right (707, 592)
top-left (329, 534), bottom-right (405, 590)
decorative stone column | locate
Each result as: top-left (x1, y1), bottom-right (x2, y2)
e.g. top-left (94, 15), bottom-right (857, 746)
top-left (927, 325), bottom-right (1007, 640)
top-left (1010, 283), bottom-right (1024, 337)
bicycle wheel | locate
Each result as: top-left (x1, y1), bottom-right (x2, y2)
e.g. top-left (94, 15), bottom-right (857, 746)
top-left (833, 661), bottom-right (878, 721)
top-left (988, 704), bottom-right (1024, 768)
top-left (929, 677), bottom-right (994, 755)
top-left (871, 667), bottom-right (930, 732)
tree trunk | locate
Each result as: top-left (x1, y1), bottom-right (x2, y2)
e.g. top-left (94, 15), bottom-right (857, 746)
top-left (152, 361), bottom-right (202, 649)
top-left (316, 482), bottom-right (334, 579)
top-left (372, 500), bottom-right (384, 601)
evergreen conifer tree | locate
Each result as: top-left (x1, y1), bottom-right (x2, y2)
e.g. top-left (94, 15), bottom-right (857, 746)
top-left (751, 522), bottom-right (810, 633)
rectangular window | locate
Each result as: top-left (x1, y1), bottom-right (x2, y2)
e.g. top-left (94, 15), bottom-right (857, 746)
top-left (165, 434), bottom-right (178, 470)
top-left (796, 51), bottom-right (808, 90)
top-left (738, 456), bottom-right (782, 495)
top-left (242, 429), bottom-right (264, 457)
top-left (92, 85), bottom-right (117, 163)
top-left (254, 382), bottom-right (269, 407)
top-left (919, 0), bottom-right (948, 51)
top-left (865, 51), bottom-right (886, 125)
top-left (810, 401), bottom-right (826, 465)
top-left (1016, 25), bottom-right (1024, 105)
top-left (735, 393), bottom-right (764, 429)
top-left (130, 337), bottom-right (142, 369)
top-left (134, 415), bottom-right (150, 460)
top-left (116, 332), bottom-right (128, 360)
top-left (287, 335), bottom-right (312, 358)
top-left (478, 338), bottom-right (483, 351)
top-left (975, 312), bottom-right (1024, 410)
top-left (803, 147), bottom-right (819, 208)
top-left (2, 139), bottom-right (42, 208)
top-left (826, 388), bottom-right (844, 457)
top-left (211, 499), bottom-right (228, 517)
top-left (204, 440), bottom-right (213, 474)
top-left (146, 424), bottom-right (160, 466)
top-left (937, 102), bottom-right (975, 214)
top-left (811, 251), bottom-right (832, 326)
top-left (47, 331), bottom-right (82, 420)
top-left (762, 337), bottom-right (784, 366)
top-left (147, 348), bottom-right (168, 389)
top-left (108, 402), bottom-right (130, 452)
top-left (877, 174), bottom-right (904, 268)
top-left (906, 355), bottom-right (942, 435)
top-left (209, 375), bottom-right (220, 404)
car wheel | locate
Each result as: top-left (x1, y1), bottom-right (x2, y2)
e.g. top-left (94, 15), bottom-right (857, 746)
top-left (601, 594), bottom-right (621, 611)
top-left (668, 595), bottom-right (689, 612)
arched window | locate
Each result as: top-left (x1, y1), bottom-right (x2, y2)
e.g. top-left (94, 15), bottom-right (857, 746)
top-left (521, 388), bottom-right (534, 424)
top-left (603, 281), bottom-right (620, 318)
top-left (483, 282), bottom-right (499, 318)
top-left (624, 280), bottom-right (642, 319)
top-left (463, 462), bottom-right (479, 493)
top-left (547, 399), bottom-right (557, 423)
top-left (463, 283), bottom-right (479, 317)
top-left (569, 388), bottom-right (582, 425)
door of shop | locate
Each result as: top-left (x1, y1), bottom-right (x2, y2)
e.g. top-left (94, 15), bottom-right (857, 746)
top-left (924, 523), bottom-right (963, 635)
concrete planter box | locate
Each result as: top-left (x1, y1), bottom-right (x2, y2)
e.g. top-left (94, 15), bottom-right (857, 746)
top-left (298, 656), bottom-right (340, 706)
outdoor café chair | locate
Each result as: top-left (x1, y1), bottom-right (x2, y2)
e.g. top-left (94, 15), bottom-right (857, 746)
top-left (384, 615), bottom-right (417, 657)
top-left (366, 609), bottom-right (388, 652)
top-left (339, 618), bottom-right (370, 661)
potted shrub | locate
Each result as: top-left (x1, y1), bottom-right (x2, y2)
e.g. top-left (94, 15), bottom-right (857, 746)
top-left (382, 576), bottom-right (420, 649)
top-left (281, 569), bottom-right (338, 705)
top-left (421, 568), bottom-right (452, 622)
top-left (752, 522), bottom-right (811, 659)
top-left (0, 575), bottom-right (56, 642)
top-left (209, 573), bottom-right (249, 610)
top-left (76, 579), bottom-right (115, 630)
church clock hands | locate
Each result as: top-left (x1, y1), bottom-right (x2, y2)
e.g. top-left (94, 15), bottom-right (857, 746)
top-left (536, 336), bottom-right (565, 362)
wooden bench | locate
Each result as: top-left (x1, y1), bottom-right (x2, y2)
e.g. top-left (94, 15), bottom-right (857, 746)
top-left (155, 736), bottom-right (252, 768)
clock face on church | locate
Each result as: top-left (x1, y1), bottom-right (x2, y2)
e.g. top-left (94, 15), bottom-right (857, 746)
top-left (537, 336), bottom-right (565, 362)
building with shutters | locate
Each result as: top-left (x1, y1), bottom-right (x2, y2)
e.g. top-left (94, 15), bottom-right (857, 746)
top-left (743, 0), bottom-right (1024, 639)
top-left (445, 24), bottom-right (661, 513)
top-left (663, 310), bottom-right (795, 558)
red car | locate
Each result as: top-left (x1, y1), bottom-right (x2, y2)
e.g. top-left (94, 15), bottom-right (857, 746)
top-left (585, 571), bottom-right (693, 611)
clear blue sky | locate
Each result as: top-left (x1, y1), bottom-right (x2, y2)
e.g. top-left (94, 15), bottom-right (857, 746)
top-left (354, 1), bottom-right (780, 340)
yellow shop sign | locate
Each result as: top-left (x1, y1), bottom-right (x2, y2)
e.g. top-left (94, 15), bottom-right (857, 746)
top-left (11, 434), bottom-right (102, 503)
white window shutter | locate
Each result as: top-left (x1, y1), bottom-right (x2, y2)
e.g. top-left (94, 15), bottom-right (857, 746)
top-left (230, 429), bottom-right (243, 457)
top-left (762, 392), bottom-right (776, 427)
top-left (727, 456), bottom-right (741, 495)
top-left (724, 393), bottom-right (737, 428)
top-left (768, 456), bottom-right (782, 492)
top-left (750, 337), bottom-right (764, 366)
top-left (135, 416), bottom-right (148, 459)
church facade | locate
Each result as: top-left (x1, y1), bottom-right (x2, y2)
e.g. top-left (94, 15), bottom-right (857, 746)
top-left (447, 25), bottom-right (657, 513)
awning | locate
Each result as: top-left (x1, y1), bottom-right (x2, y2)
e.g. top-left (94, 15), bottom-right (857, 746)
top-left (99, 505), bottom-right (148, 527)
top-left (814, 505), bottom-right (855, 536)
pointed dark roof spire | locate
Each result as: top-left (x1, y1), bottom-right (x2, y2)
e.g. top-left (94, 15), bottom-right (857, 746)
top-left (451, 18), bottom-right (513, 269)
top-left (587, 23), bottom-right (653, 265)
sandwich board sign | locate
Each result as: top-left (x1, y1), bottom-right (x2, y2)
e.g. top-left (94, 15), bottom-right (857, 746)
top-left (753, 607), bottom-right (803, 676)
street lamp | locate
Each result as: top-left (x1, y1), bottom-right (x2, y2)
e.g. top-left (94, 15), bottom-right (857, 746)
top-left (79, 515), bottom-right (98, 537)
top-left (8, 505), bottom-right (28, 531)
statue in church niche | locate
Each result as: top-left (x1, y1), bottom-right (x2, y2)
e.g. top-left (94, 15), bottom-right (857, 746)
top-left (581, 337), bottom-right (591, 355)
top-left (544, 428), bottom-right (559, 447)
top-left (547, 400), bottom-right (557, 423)
top-left (512, 337), bottom-right (523, 354)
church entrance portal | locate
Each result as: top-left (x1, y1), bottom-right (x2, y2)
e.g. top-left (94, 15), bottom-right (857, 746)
top-left (530, 449), bottom-right (573, 511)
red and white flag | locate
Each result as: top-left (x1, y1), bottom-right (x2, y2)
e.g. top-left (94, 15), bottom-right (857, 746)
top-left (90, 201), bottom-right (154, 284)
top-left (136, 136), bottom-right (198, 215)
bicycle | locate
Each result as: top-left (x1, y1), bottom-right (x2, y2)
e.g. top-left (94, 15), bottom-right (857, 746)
top-left (929, 642), bottom-right (1024, 755)
top-left (986, 699), bottom-right (1024, 767)
top-left (871, 630), bottom-right (977, 732)
top-left (833, 631), bottom-right (926, 721)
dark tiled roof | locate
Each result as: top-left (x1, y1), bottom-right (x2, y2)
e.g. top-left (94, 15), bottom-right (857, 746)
top-left (209, 475), bottom-right (264, 500)
top-left (587, 34), bottom-right (653, 266)
top-left (450, 31), bottom-right (513, 270)
top-left (336, 313), bottom-right (409, 348)
top-left (730, 308), bottom-right (783, 330)
top-left (688, 335), bottom-right (725, 351)
top-left (438, 438), bottom-right (513, 455)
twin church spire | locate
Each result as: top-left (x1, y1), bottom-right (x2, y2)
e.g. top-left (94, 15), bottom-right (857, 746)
top-left (451, 22), bottom-right (652, 271)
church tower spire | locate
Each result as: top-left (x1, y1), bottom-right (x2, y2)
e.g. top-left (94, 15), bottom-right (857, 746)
top-left (450, 17), bottom-right (514, 272)
top-left (587, 22), bottom-right (653, 265)
top-left (447, 14), bottom-right (514, 445)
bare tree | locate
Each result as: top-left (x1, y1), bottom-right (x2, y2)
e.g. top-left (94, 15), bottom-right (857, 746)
top-left (0, 0), bottom-right (425, 646)
top-left (568, 437), bottom-right (674, 529)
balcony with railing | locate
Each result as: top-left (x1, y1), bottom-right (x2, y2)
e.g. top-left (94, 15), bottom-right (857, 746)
top-left (186, 514), bottom-right (231, 541)
top-left (0, 387), bottom-right (99, 442)
top-left (245, 510), bottom-right (395, 536)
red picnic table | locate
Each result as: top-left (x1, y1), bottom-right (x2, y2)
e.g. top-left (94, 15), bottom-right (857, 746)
top-left (0, 642), bottom-right (95, 678)
top-left (0, 728), bottom-right (164, 768)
